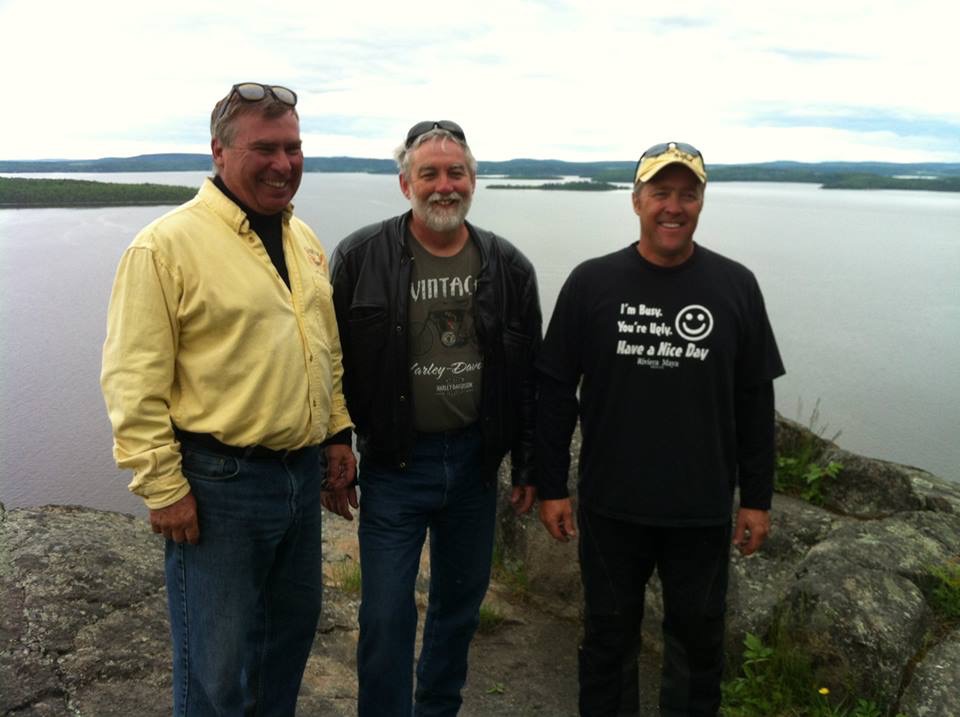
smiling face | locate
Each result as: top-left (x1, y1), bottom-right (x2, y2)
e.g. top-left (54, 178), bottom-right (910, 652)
top-left (675, 304), bottom-right (714, 341)
top-left (211, 109), bottom-right (303, 215)
top-left (399, 136), bottom-right (476, 234)
top-left (633, 163), bottom-right (704, 267)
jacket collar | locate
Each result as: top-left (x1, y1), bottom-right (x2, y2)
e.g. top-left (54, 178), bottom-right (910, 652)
top-left (198, 177), bottom-right (293, 234)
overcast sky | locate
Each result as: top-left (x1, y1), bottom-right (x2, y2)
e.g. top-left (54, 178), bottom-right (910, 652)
top-left (2, 0), bottom-right (958, 164)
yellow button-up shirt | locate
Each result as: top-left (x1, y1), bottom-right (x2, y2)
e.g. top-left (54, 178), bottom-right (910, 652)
top-left (101, 179), bottom-right (353, 509)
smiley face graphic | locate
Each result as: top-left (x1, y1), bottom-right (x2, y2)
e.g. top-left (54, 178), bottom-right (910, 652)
top-left (675, 305), bottom-right (713, 342)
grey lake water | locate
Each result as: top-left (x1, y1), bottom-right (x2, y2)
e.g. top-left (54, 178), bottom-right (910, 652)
top-left (2, 171), bottom-right (958, 516)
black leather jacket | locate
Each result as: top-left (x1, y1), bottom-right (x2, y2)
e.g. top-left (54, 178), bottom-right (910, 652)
top-left (330, 211), bottom-right (541, 486)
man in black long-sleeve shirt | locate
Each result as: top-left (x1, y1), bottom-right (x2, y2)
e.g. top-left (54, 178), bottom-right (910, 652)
top-left (536, 142), bottom-right (784, 717)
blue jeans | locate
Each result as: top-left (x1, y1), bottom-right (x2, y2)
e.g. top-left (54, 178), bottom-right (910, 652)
top-left (356, 426), bottom-right (496, 717)
top-left (165, 443), bottom-right (323, 717)
top-left (577, 508), bottom-right (731, 717)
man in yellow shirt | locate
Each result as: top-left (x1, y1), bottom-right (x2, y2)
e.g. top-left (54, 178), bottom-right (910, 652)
top-left (100, 83), bottom-right (355, 715)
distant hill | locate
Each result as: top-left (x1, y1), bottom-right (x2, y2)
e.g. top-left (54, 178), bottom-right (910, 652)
top-left (0, 154), bottom-right (214, 173)
top-left (2, 154), bottom-right (960, 191)
top-left (0, 154), bottom-right (396, 174)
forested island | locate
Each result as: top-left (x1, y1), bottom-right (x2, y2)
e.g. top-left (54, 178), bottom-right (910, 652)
top-left (819, 174), bottom-right (960, 191)
top-left (0, 177), bottom-right (196, 208)
top-left (487, 180), bottom-right (621, 191)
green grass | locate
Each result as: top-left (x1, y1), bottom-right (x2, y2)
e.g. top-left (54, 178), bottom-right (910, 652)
top-left (490, 542), bottom-right (530, 597)
top-left (330, 558), bottom-right (362, 594)
top-left (721, 633), bottom-right (902, 717)
top-left (776, 455), bottom-right (843, 505)
top-left (477, 602), bottom-right (508, 634)
top-left (926, 558), bottom-right (960, 625)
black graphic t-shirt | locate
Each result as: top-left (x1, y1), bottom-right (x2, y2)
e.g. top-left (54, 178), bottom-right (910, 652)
top-left (537, 244), bottom-right (785, 525)
top-left (407, 235), bottom-right (483, 432)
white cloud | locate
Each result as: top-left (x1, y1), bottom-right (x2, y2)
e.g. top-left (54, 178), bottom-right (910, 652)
top-left (2, 0), bottom-right (957, 162)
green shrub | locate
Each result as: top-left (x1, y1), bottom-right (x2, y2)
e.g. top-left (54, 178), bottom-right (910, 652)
top-left (775, 399), bottom-right (843, 505)
top-left (927, 558), bottom-right (960, 624)
top-left (721, 633), bottom-right (899, 717)
top-left (776, 456), bottom-right (843, 505)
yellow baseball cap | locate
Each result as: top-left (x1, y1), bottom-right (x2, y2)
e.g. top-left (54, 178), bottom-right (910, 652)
top-left (634, 142), bottom-right (706, 184)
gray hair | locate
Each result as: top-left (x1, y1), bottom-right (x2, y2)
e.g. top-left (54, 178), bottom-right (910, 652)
top-left (209, 92), bottom-right (299, 176)
top-left (210, 93), bottom-right (299, 148)
top-left (393, 129), bottom-right (478, 179)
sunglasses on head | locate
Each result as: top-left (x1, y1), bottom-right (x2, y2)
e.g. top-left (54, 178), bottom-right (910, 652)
top-left (634, 142), bottom-right (705, 183)
top-left (214, 83), bottom-right (298, 124)
top-left (640, 141), bottom-right (702, 160)
top-left (405, 120), bottom-right (466, 148)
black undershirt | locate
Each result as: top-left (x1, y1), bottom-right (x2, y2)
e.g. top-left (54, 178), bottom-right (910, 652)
top-left (213, 175), bottom-right (290, 289)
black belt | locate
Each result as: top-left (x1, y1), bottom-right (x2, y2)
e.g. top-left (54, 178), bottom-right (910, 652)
top-left (174, 427), bottom-right (304, 460)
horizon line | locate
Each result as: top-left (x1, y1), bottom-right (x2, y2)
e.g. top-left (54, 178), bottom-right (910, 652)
top-left (3, 153), bottom-right (960, 167)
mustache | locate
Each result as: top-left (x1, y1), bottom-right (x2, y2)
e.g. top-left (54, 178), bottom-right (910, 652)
top-left (427, 192), bottom-right (464, 204)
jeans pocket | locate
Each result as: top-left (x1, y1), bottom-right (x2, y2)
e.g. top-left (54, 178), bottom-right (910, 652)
top-left (181, 449), bottom-right (241, 482)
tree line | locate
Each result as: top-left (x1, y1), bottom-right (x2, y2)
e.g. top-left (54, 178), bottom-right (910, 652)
top-left (0, 177), bottom-right (197, 208)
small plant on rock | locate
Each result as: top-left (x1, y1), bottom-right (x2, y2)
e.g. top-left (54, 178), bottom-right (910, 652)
top-left (330, 557), bottom-right (362, 594)
top-left (776, 456), bottom-right (843, 505)
top-left (775, 398), bottom-right (843, 505)
top-left (491, 542), bottom-right (530, 597)
top-left (477, 602), bottom-right (508, 634)
top-left (926, 557), bottom-right (960, 625)
top-left (721, 632), bottom-right (902, 717)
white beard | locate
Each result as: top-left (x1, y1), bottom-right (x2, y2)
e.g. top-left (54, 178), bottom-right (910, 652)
top-left (411, 191), bottom-right (472, 232)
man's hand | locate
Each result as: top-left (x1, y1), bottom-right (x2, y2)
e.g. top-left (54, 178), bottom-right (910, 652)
top-left (539, 498), bottom-right (577, 542)
top-left (733, 507), bottom-right (770, 556)
top-left (324, 444), bottom-right (357, 491)
top-left (149, 492), bottom-right (200, 544)
top-left (510, 486), bottom-right (536, 515)
top-left (322, 486), bottom-right (358, 520)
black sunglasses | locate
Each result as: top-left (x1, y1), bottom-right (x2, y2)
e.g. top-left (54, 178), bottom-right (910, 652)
top-left (640, 141), bottom-right (702, 160)
top-left (405, 120), bottom-right (466, 148)
top-left (634, 142), bottom-right (704, 182)
top-left (214, 83), bottom-right (298, 124)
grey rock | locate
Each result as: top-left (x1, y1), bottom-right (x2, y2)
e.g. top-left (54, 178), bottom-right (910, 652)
top-left (802, 511), bottom-right (960, 583)
top-left (780, 561), bottom-right (931, 704)
top-left (496, 447), bottom-right (582, 619)
top-left (821, 449), bottom-right (940, 518)
top-left (0, 505), bottom-right (168, 717)
top-left (725, 494), bottom-right (849, 666)
top-left (3, 414), bottom-right (960, 716)
top-left (899, 628), bottom-right (960, 717)
top-left (499, 417), bottom-right (960, 713)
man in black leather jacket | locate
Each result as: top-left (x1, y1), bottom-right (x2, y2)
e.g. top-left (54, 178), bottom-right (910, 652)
top-left (326, 120), bottom-right (542, 716)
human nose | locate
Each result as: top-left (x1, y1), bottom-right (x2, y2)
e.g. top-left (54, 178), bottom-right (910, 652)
top-left (435, 171), bottom-right (456, 193)
top-left (664, 192), bottom-right (682, 213)
top-left (270, 149), bottom-right (292, 174)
